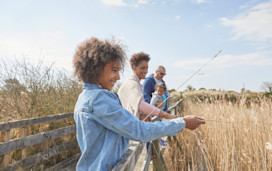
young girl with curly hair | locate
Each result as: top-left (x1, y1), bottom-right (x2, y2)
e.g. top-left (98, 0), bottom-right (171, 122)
top-left (73, 37), bottom-right (205, 171)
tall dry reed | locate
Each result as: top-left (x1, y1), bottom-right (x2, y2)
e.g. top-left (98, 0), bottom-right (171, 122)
top-left (165, 95), bottom-right (272, 170)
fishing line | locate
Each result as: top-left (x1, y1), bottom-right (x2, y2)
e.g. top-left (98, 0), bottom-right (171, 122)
top-left (205, 119), bottom-right (257, 127)
top-left (205, 119), bottom-right (271, 127)
top-left (143, 50), bottom-right (223, 121)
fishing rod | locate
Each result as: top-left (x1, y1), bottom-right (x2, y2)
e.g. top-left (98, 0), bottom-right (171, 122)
top-left (143, 50), bottom-right (221, 167)
top-left (143, 49), bottom-right (223, 121)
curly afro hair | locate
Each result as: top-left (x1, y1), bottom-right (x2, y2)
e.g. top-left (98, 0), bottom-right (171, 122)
top-left (73, 37), bottom-right (126, 83)
top-left (129, 52), bottom-right (150, 69)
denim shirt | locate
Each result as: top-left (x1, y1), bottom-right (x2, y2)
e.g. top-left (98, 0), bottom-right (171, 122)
top-left (74, 83), bottom-right (186, 171)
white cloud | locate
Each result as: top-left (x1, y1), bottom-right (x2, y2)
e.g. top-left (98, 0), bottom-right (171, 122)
top-left (173, 52), bottom-right (272, 70)
top-left (196, 0), bottom-right (207, 3)
top-left (101, 0), bottom-right (127, 7)
top-left (101, 0), bottom-right (163, 7)
top-left (220, 1), bottom-right (272, 42)
top-left (0, 37), bottom-right (73, 70)
top-left (138, 0), bottom-right (148, 4)
top-left (175, 16), bottom-right (181, 20)
top-left (191, 0), bottom-right (208, 4)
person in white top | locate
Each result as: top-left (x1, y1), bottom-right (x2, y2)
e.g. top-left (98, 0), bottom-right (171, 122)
top-left (118, 52), bottom-right (176, 121)
top-left (118, 51), bottom-right (205, 151)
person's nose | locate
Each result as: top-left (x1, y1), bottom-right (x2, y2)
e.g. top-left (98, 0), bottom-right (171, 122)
top-left (116, 72), bottom-right (120, 80)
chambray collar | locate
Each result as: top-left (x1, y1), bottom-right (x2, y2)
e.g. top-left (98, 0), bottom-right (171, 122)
top-left (83, 82), bottom-right (102, 90)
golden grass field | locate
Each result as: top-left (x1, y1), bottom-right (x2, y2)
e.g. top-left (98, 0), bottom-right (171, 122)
top-left (165, 94), bottom-right (272, 170)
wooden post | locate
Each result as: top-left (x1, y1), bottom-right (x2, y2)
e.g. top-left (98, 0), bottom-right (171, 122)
top-left (19, 127), bottom-right (27, 158)
top-left (179, 100), bottom-right (183, 115)
top-left (1, 130), bottom-right (11, 167)
top-left (152, 139), bottom-right (167, 171)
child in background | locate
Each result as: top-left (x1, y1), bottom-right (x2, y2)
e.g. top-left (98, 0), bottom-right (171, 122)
top-left (150, 83), bottom-right (167, 110)
top-left (150, 83), bottom-right (168, 147)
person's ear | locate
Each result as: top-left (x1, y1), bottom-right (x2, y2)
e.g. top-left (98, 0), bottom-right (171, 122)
top-left (132, 65), bottom-right (136, 72)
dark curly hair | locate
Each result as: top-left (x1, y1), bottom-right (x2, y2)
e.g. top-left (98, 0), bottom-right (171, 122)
top-left (73, 37), bottom-right (126, 83)
top-left (129, 52), bottom-right (150, 69)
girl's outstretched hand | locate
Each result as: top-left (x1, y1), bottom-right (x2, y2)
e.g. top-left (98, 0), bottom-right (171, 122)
top-left (182, 115), bottom-right (205, 130)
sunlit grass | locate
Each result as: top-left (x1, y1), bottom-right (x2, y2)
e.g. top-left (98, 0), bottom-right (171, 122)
top-left (165, 94), bottom-right (272, 170)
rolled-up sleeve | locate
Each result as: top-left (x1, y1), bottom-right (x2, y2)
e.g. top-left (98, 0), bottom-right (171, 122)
top-left (139, 99), bottom-right (160, 116)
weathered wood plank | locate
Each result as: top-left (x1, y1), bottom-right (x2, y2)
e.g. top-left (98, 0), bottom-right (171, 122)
top-left (151, 139), bottom-right (167, 171)
top-left (45, 153), bottom-right (81, 171)
top-left (167, 99), bottom-right (182, 113)
top-left (140, 145), bottom-right (151, 171)
top-left (0, 125), bottom-right (76, 156)
top-left (0, 113), bottom-right (74, 131)
top-left (112, 141), bottom-right (144, 171)
top-left (0, 130), bottom-right (10, 142)
top-left (1, 140), bottom-right (78, 171)
top-left (19, 127), bottom-right (27, 158)
top-left (0, 130), bottom-right (10, 167)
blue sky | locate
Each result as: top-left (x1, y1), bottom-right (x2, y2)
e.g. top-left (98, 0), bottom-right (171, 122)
top-left (0, 0), bottom-right (272, 92)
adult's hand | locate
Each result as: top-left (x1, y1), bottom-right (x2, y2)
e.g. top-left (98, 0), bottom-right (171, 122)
top-left (182, 115), bottom-right (205, 130)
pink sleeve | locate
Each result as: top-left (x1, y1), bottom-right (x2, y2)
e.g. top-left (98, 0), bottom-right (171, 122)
top-left (139, 99), bottom-right (160, 116)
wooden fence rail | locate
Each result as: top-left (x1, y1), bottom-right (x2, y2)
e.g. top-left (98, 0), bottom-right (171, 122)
top-left (113, 99), bottom-right (183, 171)
top-left (0, 99), bottom-right (183, 171)
top-left (0, 113), bottom-right (79, 171)
top-left (0, 113), bottom-right (74, 131)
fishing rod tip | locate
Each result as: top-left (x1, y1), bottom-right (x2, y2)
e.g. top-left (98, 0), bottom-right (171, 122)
top-left (214, 49), bottom-right (223, 58)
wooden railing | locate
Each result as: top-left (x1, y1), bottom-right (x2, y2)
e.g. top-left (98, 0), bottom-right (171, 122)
top-left (0, 99), bottom-right (183, 171)
top-left (0, 113), bottom-right (79, 171)
top-left (113, 99), bottom-right (183, 171)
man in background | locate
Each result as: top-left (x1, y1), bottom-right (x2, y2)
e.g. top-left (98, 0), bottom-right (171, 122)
top-left (143, 66), bottom-right (169, 112)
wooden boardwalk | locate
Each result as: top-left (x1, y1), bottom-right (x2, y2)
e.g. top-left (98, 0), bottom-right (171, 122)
top-left (0, 100), bottom-right (183, 171)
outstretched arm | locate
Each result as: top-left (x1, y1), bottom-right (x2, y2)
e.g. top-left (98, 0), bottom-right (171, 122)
top-left (92, 91), bottom-right (185, 142)
top-left (139, 99), bottom-right (176, 119)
